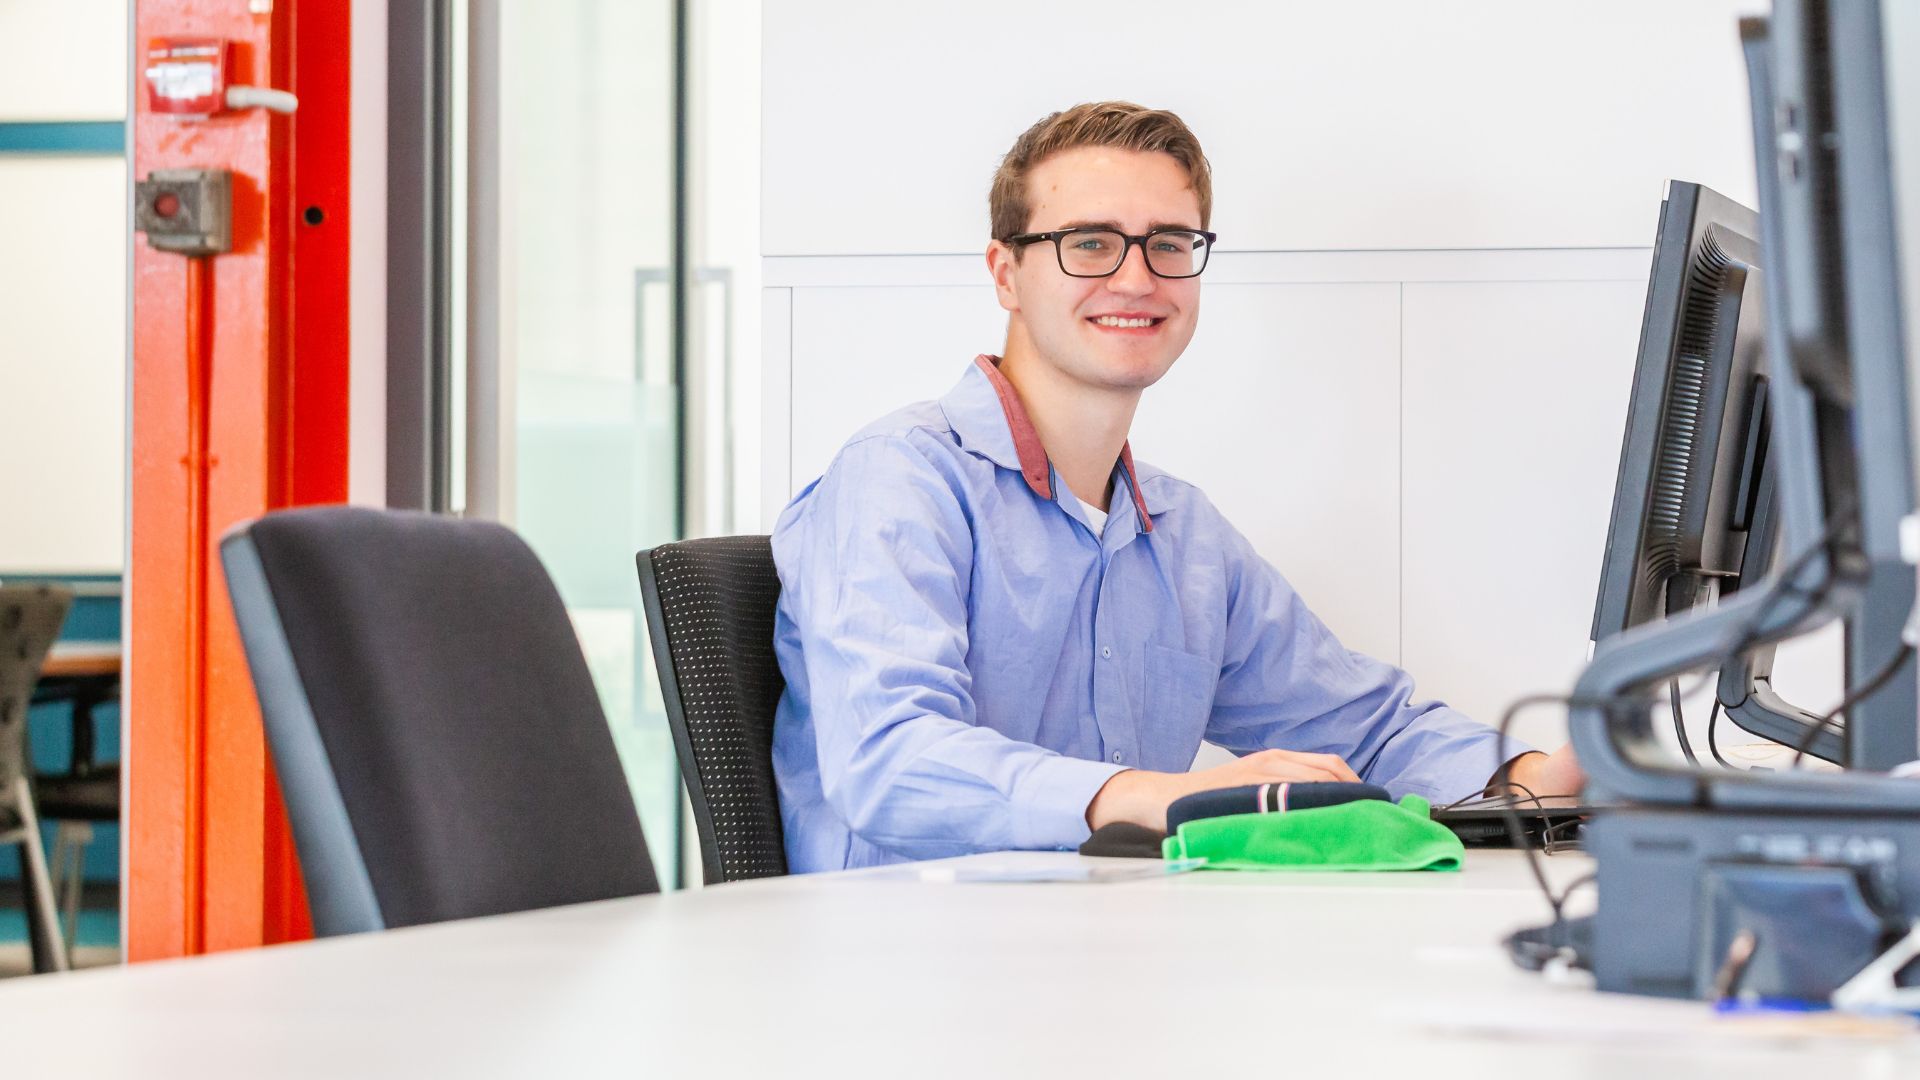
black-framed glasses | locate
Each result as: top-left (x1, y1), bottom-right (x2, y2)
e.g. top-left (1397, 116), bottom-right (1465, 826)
top-left (1003, 226), bottom-right (1217, 279)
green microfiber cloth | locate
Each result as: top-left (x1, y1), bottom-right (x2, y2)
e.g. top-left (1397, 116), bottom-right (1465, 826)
top-left (1160, 794), bottom-right (1465, 872)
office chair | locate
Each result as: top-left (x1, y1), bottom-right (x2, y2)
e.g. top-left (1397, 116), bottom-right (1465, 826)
top-left (222, 507), bottom-right (659, 936)
top-left (0, 584), bottom-right (73, 972)
top-left (637, 536), bottom-right (788, 884)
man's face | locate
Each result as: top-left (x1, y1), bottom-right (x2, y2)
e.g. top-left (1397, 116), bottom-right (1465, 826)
top-left (990, 146), bottom-right (1204, 393)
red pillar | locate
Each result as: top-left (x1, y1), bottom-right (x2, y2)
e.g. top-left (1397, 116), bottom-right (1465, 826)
top-left (128, 0), bottom-right (349, 960)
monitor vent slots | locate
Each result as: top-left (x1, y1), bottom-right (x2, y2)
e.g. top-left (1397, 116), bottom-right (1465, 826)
top-left (1645, 231), bottom-right (1735, 603)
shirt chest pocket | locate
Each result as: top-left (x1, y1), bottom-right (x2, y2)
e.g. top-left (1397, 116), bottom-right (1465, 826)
top-left (1143, 643), bottom-right (1218, 740)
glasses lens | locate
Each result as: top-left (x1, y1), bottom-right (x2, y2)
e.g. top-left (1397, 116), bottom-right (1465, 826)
top-left (1057, 230), bottom-right (1126, 276)
top-left (1144, 231), bottom-right (1209, 278)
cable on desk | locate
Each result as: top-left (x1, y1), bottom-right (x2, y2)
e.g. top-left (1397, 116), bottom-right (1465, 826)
top-left (1494, 673), bottom-right (1719, 921)
top-left (1505, 507), bottom-right (1868, 978)
top-left (1540, 817), bottom-right (1586, 855)
top-left (1493, 695), bottom-right (1619, 924)
top-left (1435, 782), bottom-right (1548, 815)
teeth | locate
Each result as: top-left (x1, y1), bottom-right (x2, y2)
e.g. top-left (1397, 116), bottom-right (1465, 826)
top-left (1094, 316), bottom-right (1155, 328)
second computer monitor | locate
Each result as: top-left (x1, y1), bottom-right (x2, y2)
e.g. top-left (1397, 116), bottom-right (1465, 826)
top-left (1591, 180), bottom-right (1769, 640)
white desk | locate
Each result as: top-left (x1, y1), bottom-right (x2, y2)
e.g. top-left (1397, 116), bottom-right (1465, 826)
top-left (2, 850), bottom-right (1915, 1077)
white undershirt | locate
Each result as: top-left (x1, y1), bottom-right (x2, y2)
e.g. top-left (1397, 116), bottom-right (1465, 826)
top-left (1078, 497), bottom-right (1108, 537)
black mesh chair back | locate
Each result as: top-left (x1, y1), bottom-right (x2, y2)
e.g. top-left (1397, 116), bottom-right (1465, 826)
top-left (222, 507), bottom-right (659, 936)
top-left (0, 585), bottom-right (71, 797)
top-left (637, 536), bottom-right (788, 883)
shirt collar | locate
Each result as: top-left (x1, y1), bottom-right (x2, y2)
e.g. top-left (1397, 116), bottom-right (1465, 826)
top-left (940, 355), bottom-right (1156, 533)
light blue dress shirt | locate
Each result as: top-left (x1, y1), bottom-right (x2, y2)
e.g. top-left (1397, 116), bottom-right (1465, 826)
top-left (771, 357), bottom-right (1531, 873)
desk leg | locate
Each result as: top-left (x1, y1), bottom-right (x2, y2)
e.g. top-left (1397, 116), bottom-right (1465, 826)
top-left (70, 684), bottom-right (102, 776)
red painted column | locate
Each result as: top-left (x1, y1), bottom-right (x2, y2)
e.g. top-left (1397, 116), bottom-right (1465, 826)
top-left (128, 0), bottom-right (347, 960)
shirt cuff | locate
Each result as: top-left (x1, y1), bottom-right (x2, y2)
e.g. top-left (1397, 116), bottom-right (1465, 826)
top-left (1393, 734), bottom-right (1541, 806)
top-left (1011, 753), bottom-right (1129, 851)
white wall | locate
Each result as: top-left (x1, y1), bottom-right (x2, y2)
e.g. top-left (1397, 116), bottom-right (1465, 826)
top-left (694, 0), bottom-right (765, 534)
top-left (759, 0), bottom-right (1850, 756)
top-left (0, 2), bottom-right (124, 121)
top-left (763, 0), bottom-right (1765, 256)
top-left (0, 1), bottom-right (128, 573)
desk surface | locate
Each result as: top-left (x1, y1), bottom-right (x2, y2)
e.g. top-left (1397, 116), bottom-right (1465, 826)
top-left (39, 641), bottom-right (120, 680)
top-left (1, 850), bottom-right (1913, 1077)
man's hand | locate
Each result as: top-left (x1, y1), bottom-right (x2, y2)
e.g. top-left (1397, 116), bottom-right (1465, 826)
top-left (1496, 744), bottom-right (1586, 800)
top-left (1086, 748), bottom-right (1362, 833)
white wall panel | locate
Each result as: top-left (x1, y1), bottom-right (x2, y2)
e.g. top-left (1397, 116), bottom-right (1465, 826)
top-left (760, 287), bottom-right (793, 529)
top-left (786, 285), bottom-right (1005, 497)
top-left (0, 157), bottom-right (126, 572)
top-left (1133, 283), bottom-right (1401, 663)
top-left (763, 0), bottom-right (1765, 256)
top-left (1400, 278), bottom-right (1849, 755)
top-left (0, 1), bottom-right (125, 121)
top-left (1400, 279), bottom-right (1648, 750)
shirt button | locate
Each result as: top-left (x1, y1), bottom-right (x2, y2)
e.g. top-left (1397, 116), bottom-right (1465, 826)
top-left (1101, 646), bottom-right (1113, 659)
top-left (1112, 751), bottom-right (1124, 764)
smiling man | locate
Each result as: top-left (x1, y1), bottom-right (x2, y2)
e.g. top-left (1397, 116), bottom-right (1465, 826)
top-left (769, 102), bottom-right (1583, 873)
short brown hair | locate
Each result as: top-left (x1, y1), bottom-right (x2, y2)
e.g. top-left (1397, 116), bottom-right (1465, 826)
top-left (989, 101), bottom-right (1213, 244)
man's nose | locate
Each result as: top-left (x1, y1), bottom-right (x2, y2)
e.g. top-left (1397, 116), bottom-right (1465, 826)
top-left (1106, 242), bottom-right (1156, 294)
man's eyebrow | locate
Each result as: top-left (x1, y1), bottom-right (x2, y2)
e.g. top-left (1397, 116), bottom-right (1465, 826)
top-left (1049, 219), bottom-right (1202, 232)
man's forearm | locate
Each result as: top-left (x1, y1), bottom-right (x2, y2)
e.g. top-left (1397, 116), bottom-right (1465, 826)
top-left (1494, 747), bottom-right (1584, 799)
top-left (1086, 748), bottom-right (1373, 833)
top-left (1086, 769), bottom-right (1180, 832)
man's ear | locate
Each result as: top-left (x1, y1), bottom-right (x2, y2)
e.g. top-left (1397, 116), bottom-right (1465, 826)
top-left (986, 240), bottom-right (1020, 314)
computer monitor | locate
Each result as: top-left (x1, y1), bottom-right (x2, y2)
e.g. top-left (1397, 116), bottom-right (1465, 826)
top-left (1585, 181), bottom-right (1835, 756)
top-left (1739, 0), bottom-right (1919, 769)
top-left (1560, 2), bottom-right (1920, 1005)
top-left (1588, 173), bottom-right (1916, 768)
top-left (1591, 181), bottom-right (1768, 638)
top-left (1570, 0), bottom-right (1916, 810)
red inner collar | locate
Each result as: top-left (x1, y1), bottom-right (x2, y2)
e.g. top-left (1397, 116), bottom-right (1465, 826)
top-left (971, 355), bottom-right (1154, 533)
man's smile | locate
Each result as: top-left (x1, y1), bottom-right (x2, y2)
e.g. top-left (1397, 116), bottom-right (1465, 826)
top-left (1086, 312), bottom-right (1168, 333)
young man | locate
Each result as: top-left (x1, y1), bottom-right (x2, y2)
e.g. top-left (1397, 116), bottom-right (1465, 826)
top-left (770, 102), bottom-right (1584, 873)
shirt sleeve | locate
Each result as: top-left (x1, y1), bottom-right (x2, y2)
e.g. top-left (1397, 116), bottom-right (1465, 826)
top-left (774, 435), bottom-right (1126, 859)
top-left (1198, 506), bottom-right (1536, 803)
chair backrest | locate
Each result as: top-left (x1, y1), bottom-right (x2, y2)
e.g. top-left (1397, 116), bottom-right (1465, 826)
top-left (637, 536), bottom-right (787, 883)
top-left (222, 507), bottom-right (658, 936)
top-left (0, 585), bottom-right (72, 795)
